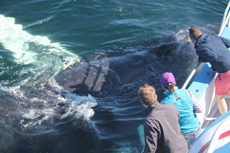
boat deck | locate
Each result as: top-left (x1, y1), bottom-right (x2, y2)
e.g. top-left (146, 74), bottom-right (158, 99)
top-left (200, 96), bottom-right (230, 130)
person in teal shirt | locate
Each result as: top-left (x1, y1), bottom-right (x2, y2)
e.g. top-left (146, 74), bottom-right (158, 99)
top-left (160, 72), bottom-right (203, 149)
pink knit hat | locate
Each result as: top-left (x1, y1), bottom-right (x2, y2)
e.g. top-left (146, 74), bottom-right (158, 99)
top-left (160, 72), bottom-right (176, 88)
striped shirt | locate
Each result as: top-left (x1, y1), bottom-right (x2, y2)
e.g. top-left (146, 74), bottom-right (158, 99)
top-left (188, 90), bottom-right (203, 113)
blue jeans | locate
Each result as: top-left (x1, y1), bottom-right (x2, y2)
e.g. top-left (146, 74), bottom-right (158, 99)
top-left (183, 127), bottom-right (201, 149)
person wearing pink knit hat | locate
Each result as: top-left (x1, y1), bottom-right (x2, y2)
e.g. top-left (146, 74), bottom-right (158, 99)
top-left (160, 72), bottom-right (203, 149)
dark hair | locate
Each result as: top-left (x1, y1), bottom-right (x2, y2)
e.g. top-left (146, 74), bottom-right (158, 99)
top-left (167, 84), bottom-right (175, 92)
top-left (189, 26), bottom-right (202, 40)
top-left (167, 83), bottom-right (180, 101)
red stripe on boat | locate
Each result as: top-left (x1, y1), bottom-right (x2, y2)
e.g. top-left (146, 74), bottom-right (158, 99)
top-left (198, 130), bottom-right (230, 153)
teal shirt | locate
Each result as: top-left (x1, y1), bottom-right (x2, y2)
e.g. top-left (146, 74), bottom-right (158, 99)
top-left (161, 87), bottom-right (200, 134)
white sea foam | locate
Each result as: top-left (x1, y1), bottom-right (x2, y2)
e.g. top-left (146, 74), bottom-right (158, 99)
top-left (0, 15), bottom-right (79, 70)
top-left (175, 29), bottom-right (191, 42)
top-left (0, 15), bottom-right (97, 131)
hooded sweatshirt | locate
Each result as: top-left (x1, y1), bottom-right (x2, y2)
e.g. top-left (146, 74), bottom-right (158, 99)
top-left (195, 33), bottom-right (230, 73)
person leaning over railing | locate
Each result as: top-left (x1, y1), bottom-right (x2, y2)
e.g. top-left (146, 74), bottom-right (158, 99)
top-left (189, 26), bottom-right (230, 115)
top-left (160, 72), bottom-right (203, 149)
top-left (138, 84), bottom-right (188, 153)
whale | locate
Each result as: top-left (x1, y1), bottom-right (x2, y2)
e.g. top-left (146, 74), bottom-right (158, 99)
top-left (55, 23), bottom-right (222, 98)
top-left (0, 99), bottom-right (99, 153)
top-left (55, 41), bottom-right (196, 97)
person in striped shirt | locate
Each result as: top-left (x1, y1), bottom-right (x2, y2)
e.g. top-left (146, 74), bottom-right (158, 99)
top-left (160, 72), bottom-right (203, 149)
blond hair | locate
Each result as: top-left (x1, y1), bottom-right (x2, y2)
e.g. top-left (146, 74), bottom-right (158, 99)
top-left (138, 84), bottom-right (157, 105)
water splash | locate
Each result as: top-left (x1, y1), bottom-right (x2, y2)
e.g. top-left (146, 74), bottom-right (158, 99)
top-left (0, 15), bottom-right (79, 70)
top-left (0, 15), bottom-right (98, 148)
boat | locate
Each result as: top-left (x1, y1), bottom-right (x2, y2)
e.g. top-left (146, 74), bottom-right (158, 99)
top-left (137, 2), bottom-right (230, 152)
top-left (183, 1), bottom-right (230, 152)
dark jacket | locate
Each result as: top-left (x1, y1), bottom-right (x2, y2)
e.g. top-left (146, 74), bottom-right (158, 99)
top-left (143, 101), bottom-right (188, 153)
top-left (195, 33), bottom-right (230, 73)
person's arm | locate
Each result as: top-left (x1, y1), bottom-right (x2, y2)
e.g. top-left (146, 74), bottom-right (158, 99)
top-left (198, 56), bottom-right (207, 62)
top-left (143, 120), bottom-right (159, 153)
top-left (196, 48), bottom-right (217, 63)
top-left (220, 36), bottom-right (230, 48)
top-left (188, 90), bottom-right (203, 113)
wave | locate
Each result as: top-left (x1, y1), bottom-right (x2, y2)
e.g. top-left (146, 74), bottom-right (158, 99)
top-left (0, 15), bottom-right (78, 67)
top-left (0, 15), bottom-right (99, 152)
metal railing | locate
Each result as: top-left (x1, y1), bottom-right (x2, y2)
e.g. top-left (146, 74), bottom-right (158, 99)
top-left (219, 1), bottom-right (230, 37)
top-left (205, 1), bottom-right (230, 152)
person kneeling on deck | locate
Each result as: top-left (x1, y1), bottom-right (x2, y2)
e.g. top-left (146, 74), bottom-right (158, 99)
top-left (189, 26), bottom-right (230, 115)
top-left (160, 72), bottom-right (203, 149)
top-left (138, 84), bottom-right (188, 153)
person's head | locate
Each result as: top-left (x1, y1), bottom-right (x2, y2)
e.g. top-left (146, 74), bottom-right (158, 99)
top-left (138, 84), bottom-right (157, 107)
top-left (160, 72), bottom-right (176, 90)
top-left (160, 72), bottom-right (180, 100)
top-left (189, 26), bottom-right (202, 43)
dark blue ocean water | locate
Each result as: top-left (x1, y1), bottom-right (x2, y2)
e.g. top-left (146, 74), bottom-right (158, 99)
top-left (0, 0), bottom-right (228, 153)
